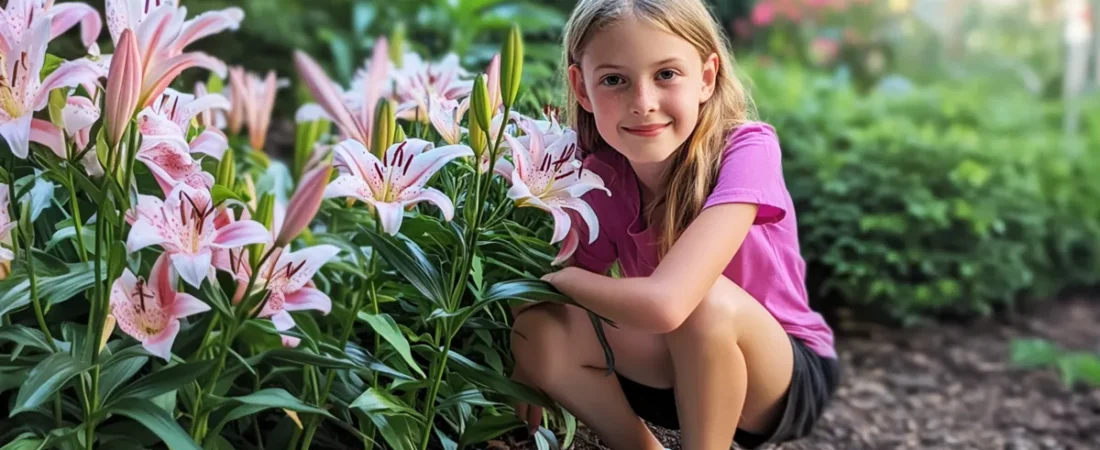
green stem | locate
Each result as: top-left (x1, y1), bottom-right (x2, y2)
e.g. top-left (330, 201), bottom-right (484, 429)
top-left (66, 141), bottom-right (88, 262)
top-left (191, 322), bottom-right (235, 441)
top-left (417, 331), bottom-right (456, 450)
top-left (23, 229), bottom-right (57, 352)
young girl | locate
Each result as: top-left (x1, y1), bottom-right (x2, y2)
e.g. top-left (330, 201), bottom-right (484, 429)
top-left (509, 1), bottom-right (840, 449)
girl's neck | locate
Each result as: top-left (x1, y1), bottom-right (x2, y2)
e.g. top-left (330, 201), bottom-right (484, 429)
top-left (628, 159), bottom-right (668, 208)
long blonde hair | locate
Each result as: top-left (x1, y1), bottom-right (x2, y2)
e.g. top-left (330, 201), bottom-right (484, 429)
top-left (562, 0), bottom-right (755, 257)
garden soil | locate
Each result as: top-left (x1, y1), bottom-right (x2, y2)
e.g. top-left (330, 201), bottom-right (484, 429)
top-left (502, 297), bottom-right (1100, 450)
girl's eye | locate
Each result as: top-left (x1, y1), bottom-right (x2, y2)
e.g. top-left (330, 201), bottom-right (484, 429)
top-left (601, 75), bottom-right (624, 86)
top-left (657, 70), bottom-right (677, 80)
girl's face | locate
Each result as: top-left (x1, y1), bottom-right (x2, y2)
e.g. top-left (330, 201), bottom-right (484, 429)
top-left (569, 15), bottom-right (718, 166)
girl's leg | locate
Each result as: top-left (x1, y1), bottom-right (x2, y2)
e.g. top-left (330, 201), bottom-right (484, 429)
top-left (665, 275), bottom-right (795, 450)
top-left (511, 303), bottom-right (672, 450)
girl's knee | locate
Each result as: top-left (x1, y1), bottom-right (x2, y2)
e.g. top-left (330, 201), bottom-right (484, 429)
top-left (668, 277), bottom-right (749, 342)
top-left (511, 303), bottom-right (573, 383)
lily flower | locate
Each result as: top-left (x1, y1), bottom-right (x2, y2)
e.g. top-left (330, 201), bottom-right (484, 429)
top-left (428, 96), bottom-right (469, 146)
top-left (388, 51), bottom-right (472, 122)
top-left (0, 19), bottom-right (104, 158)
top-left (136, 88), bottom-right (229, 191)
top-left (109, 252), bottom-right (210, 361)
top-left (323, 138), bottom-right (473, 235)
top-left (0, 184), bottom-right (13, 265)
top-left (126, 182), bottom-right (271, 288)
top-left (293, 38), bottom-right (388, 148)
top-left (105, 0), bottom-right (244, 109)
top-left (214, 243), bottom-right (339, 332)
top-left (243, 69), bottom-right (278, 151)
top-left (0, 0), bottom-right (102, 54)
top-left (502, 118), bottom-right (609, 254)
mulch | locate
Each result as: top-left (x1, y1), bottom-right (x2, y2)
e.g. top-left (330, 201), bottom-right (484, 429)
top-left (503, 296), bottom-right (1100, 450)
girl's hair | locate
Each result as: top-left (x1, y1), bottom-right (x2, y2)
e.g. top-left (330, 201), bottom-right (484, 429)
top-left (561, 0), bottom-right (756, 257)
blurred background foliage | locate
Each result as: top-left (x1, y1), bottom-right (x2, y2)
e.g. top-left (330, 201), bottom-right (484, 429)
top-left (48, 0), bottom-right (1100, 329)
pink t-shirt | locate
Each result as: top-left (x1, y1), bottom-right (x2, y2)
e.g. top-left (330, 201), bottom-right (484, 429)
top-left (571, 122), bottom-right (836, 358)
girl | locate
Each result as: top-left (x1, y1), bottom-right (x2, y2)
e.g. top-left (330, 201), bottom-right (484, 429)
top-left (509, 1), bottom-right (840, 449)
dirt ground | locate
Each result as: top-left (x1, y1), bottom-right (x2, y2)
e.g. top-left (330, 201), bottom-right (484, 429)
top-left (504, 297), bottom-right (1100, 450)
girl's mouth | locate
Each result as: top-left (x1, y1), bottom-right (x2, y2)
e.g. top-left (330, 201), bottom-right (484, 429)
top-left (622, 122), bottom-right (669, 137)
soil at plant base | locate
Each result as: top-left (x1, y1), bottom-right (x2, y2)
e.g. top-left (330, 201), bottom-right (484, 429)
top-left (500, 297), bottom-right (1100, 450)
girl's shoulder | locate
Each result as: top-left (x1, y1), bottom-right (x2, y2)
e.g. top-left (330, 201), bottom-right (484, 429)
top-left (580, 150), bottom-right (628, 189)
top-left (723, 121), bottom-right (781, 154)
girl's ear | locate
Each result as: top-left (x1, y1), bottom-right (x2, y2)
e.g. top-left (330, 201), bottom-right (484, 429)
top-left (568, 64), bottom-right (594, 112)
top-left (700, 52), bottom-right (718, 103)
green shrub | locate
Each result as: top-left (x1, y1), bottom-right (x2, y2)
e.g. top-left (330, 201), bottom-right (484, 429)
top-left (742, 61), bottom-right (1100, 323)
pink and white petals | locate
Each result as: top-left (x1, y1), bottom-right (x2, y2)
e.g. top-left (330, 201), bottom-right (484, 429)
top-left (109, 252), bottom-right (210, 361)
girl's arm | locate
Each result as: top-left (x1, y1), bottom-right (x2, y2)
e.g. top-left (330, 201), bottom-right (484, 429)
top-left (543, 202), bottom-right (758, 333)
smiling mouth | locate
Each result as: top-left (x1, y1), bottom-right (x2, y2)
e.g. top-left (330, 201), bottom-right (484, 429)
top-left (622, 123), bottom-right (670, 136)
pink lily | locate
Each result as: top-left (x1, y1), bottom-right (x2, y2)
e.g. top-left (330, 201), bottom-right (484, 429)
top-left (502, 118), bottom-right (609, 258)
top-left (191, 80), bottom-right (229, 159)
top-left (62, 94), bottom-right (99, 150)
top-left (243, 69), bottom-right (278, 151)
top-left (136, 88), bottom-right (228, 191)
top-left (0, 184), bottom-right (13, 265)
top-left (0, 19), bottom-right (104, 159)
top-left (428, 96), bottom-right (469, 146)
top-left (224, 66), bottom-right (246, 134)
top-left (126, 182), bottom-right (271, 288)
top-left (293, 38), bottom-right (388, 148)
top-left (109, 252), bottom-right (210, 361)
top-left (213, 243), bottom-right (339, 332)
top-left (388, 51), bottom-right (472, 122)
top-left (275, 163), bottom-right (332, 248)
top-left (323, 138), bottom-right (472, 235)
top-left (105, 0), bottom-right (244, 109)
top-left (0, 0), bottom-right (102, 54)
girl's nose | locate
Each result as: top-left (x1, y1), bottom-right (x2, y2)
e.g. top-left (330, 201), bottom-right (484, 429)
top-left (630, 83), bottom-right (658, 116)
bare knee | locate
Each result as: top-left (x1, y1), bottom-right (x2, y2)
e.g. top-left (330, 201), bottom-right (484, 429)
top-left (511, 303), bottom-right (575, 387)
top-left (666, 277), bottom-right (747, 344)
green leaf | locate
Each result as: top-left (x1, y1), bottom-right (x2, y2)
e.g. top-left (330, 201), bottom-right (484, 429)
top-left (459, 414), bottom-right (525, 449)
top-left (480, 279), bottom-right (573, 307)
top-left (98, 353), bottom-right (148, 400)
top-left (368, 414), bottom-right (420, 450)
top-left (0, 325), bottom-right (62, 352)
top-left (13, 352), bottom-right (90, 415)
top-left (210, 184), bottom-right (242, 205)
top-left (445, 350), bottom-right (552, 408)
top-left (1010, 338), bottom-right (1060, 368)
top-left (350, 388), bottom-right (424, 422)
top-left (105, 398), bottom-right (202, 450)
top-left (363, 226), bottom-right (449, 306)
top-left (107, 360), bottom-right (215, 405)
top-left (0, 433), bottom-right (44, 450)
top-left (0, 261), bottom-right (99, 316)
top-left (209, 388), bottom-right (332, 418)
top-left (358, 312), bottom-right (425, 377)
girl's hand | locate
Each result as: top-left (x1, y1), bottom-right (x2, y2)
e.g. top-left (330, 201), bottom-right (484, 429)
top-left (510, 364), bottom-right (543, 435)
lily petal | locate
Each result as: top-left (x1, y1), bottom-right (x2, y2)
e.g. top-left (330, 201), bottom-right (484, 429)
top-left (1, 114), bottom-right (33, 159)
top-left (33, 59), bottom-right (106, 112)
top-left (62, 96), bottom-right (100, 136)
top-left (29, 119), bottom-right (66, 159)
top-left (141, 52), bottom-right (227, 109)
top-left (373, 201), bottom-right (406, 236)
top-left (48, 2), bottom-right (103, 49)
top-left (170, 250), bottom-right (213, 288)
top-left (552, 228), bottom-right (580, 266)
top-left (406, 187), bottom-right (455, 221)
top-left (170, 7), bottom-right (244, 54)
top-left (322, 174), bottom-right (374, 203)
top-left (279, 244), bottom-right (340, 292)
top-left (393, 143), bottom-right (474, 192)
top-left (293, 51), bottom-right (366, 144)
top-left (213, 219), bottom-right (272, 248)
top-left (170, 293), bottom-right (211, 318)
top-left (283, 287), bottom-right (331, 315)
top-left (142, 320), bottom-right (180, 361)
top-left (270, 310), bottom-right (295, 331)
top-left (189, 129), bottom-right (228, 160)
top-left (556, 196), bottom-right (601, 244)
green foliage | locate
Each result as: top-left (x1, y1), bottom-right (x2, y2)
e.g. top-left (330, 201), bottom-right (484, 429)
top-left (744, 60), bottom-right (1100, 323)
top-left (1011, 338), bottom-right (1100, 389)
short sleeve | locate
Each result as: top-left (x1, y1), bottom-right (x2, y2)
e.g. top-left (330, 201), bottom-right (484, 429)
top-left (702, 123), bottom-right (789, 225)
top-left (568, 153), bottom-right (620, 273)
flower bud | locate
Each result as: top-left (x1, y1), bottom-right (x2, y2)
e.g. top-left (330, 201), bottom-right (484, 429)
top-left (470, 74), bottom-right (492, 135)
top-left (500, 25), bottom-right (524, 109)
top-left (105, 29), bottom-right (141, 150)
top-left (274, 163), bottom-right (332, 248)
top-left (371, 99), bottom-right (396, 159)
top-left (215, 149), bottom-right (237, 191)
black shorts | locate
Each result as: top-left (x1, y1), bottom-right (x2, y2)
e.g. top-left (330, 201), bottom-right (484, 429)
top-left (615, 334), bottom-right (840, 449)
